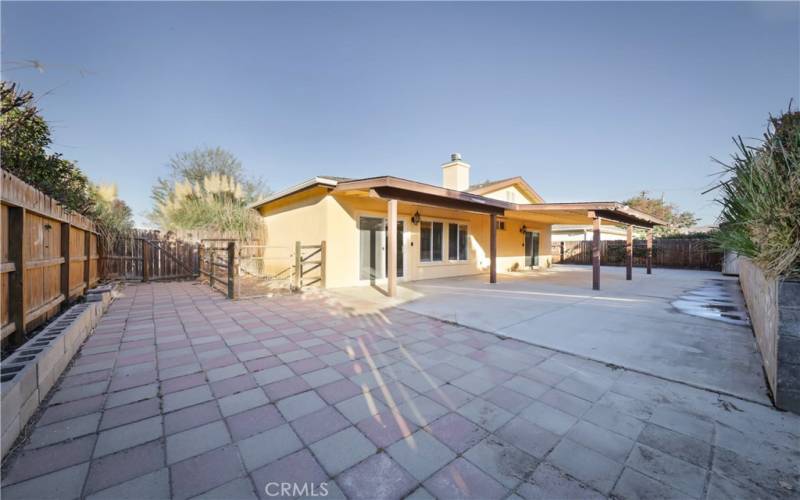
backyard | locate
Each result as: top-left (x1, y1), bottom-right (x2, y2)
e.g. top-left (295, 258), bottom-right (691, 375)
top-left (1, 279), bottom-right (798, 499)
top-left (1, 2), bottom-right (798, 499)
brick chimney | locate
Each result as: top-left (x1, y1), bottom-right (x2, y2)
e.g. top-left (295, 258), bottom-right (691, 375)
top-left (441, 153), bottom-right (470, 191)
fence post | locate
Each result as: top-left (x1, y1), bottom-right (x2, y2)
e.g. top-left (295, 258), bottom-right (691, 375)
top-left (210, 249), bottom-right (216, 289)
top-left (60, 223), bottom-right (71, 307)
top-left (320, 240), bottom-right (326, 289)
top-left (196, 244), bottom-right (203, 277)
top-left (9, 207), bottom-right (26, 343)
top-left (142, 242), bottom-right (150, 282)
top-left (227, 241), bottom-right (237, 299)
top-left (83, 231), bottom-right (91, 290)
top-left (592, 216), bottom-right (601, 290)
top-left (294, 241), bottom-right (302, 290)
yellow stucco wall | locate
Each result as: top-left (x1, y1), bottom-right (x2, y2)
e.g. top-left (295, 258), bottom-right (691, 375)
top-left (481, 185), bottom-right (537, 204)
top-left (259, 190), bottom-right (552, 288)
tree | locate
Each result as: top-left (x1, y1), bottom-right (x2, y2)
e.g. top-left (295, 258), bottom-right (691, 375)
top-left (0, 81), bottom-right (94, 214)
top-left (149, 147), bottom-right (268, 241)
top-left (90, 183), bottom-right (135, 274)
top-left (623, 191), bottom-right (698, 236)
top-left (2, 81), bottom-right (134, 254)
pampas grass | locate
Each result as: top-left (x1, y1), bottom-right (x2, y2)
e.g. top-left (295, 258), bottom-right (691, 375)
top-left (714, 109), bottom-right (800, 279)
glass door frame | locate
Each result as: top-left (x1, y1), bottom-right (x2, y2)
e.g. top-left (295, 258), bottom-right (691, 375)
top-left (524, 230), bottom-right (541, 268)
top-left (356, 212), bottom-right (407, 284)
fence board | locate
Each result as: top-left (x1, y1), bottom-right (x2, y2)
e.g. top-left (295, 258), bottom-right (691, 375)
top-left (552, 238), bottom-right (722, 271)
top-left (99, 230), bottom-right (198, 282)
top-left (1, 171), bottom-right (102, 343)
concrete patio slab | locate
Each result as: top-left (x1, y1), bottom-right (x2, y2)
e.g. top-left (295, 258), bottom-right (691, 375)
top-left (333, 265), bottom-right (769, 403)
top-left (1, 280), bottom-right (797, 500)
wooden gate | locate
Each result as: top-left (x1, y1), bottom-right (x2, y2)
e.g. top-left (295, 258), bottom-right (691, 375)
top-left (101, 230), bottom-right (198, 281)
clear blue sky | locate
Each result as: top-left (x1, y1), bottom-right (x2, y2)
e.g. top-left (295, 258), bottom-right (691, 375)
top-left (3, 1), bottom-right (798, 226)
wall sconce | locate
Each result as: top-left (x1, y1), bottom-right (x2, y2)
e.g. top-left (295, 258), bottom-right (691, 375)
top-left (411, 211), bottom-right (421, 225)
top-left (519, 224), bottom-right (527, 234)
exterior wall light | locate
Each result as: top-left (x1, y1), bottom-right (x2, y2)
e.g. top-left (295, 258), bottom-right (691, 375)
top-left (411, 211), bottom-right (421, 225)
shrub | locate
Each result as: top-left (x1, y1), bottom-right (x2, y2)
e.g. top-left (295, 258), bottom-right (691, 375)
top-left (713, 108), bottom-right (800, 279)
top-left (1, 82), bottom-right (94, 214)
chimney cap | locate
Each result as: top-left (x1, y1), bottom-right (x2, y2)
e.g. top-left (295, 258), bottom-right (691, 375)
top-left (450, 153), bottom-right (462, 162)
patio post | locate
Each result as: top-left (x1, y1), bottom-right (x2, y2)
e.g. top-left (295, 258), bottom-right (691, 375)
top-left (592, 215), bottom-right (601, 290)
top-left (626, 224), bottom-right (633, 280)
top-left (646, 227), bottom-right (653, 274)
top-left (387, 199), bottom-right (397, 297)
top-left (490, 213), bottom-right (497, 284)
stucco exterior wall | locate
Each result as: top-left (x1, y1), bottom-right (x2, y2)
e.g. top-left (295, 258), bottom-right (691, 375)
top-left (481, 185), bottom-right (534, 204)
top-left (255, 187), bottom-right (329, 277)
top-left (259, 191), bottom-right (552, 289)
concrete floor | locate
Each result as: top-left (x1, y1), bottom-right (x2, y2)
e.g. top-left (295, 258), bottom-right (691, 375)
top-left (330, 265), bottom-right (770, 405)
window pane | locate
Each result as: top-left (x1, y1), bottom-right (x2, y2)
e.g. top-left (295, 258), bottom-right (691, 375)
top-left (432, 222), bottom-right (443, 261)
top-left (459, 225), bottom-right (468, 260)
top-left (448, 223), bottom-right (458, 260)
top-left (420, 222), bottom-right (431, 262)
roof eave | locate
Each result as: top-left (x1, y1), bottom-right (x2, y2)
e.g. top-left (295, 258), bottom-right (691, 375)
top-left (249, 177), bottom-right (340, 209)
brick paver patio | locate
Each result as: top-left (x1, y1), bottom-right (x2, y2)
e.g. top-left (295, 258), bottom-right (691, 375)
top-left (2, 281), bottom-right (799, 499)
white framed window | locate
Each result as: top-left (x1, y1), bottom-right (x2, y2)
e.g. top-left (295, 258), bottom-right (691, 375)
top-left (420, 221), bottom-right (443, 262)
top-left (448, 223), bottom-right (469, 261)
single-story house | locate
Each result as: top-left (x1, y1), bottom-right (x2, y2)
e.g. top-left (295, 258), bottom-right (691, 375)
top-left (251, 154), bottom-right (664, 295)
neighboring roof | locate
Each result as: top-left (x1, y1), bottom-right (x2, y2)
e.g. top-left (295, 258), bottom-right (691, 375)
top-left (553, 224), bottom-right (627, 234)
top-left (252, 175), bottom-right (667, 227)
top-left (467, 176), bottom-right (544, 203)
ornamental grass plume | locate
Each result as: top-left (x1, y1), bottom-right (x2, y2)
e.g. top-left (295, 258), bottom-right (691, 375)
top-left (713, 108), bottom-right (800, 279)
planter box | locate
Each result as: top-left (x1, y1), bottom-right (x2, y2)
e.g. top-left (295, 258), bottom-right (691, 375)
top-left (0, 285), bottom-right (115, 457)
top-left (739, 258), bottom-right (800, 413)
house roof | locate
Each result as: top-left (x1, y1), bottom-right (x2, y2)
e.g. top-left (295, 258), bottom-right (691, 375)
top-left (251, 175), bottom-right (667, 227)
top-left (467, 176), bottom-right (545, 203)
top-left (248, 176), bottom-right (342, 208)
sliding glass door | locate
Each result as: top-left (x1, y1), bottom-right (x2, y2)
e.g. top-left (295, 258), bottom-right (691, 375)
top-left (358, 217), bottom-right (403, 281)
top-left (525, 231), bottom-right (540, 267)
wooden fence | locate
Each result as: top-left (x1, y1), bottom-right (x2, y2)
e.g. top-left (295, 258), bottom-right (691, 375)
top-left (552, 238), bottom-right (722, 271)
top-left (1, 171), bottom-right (100, 345)
top-left (101, 230), bottom-right (198, 281)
